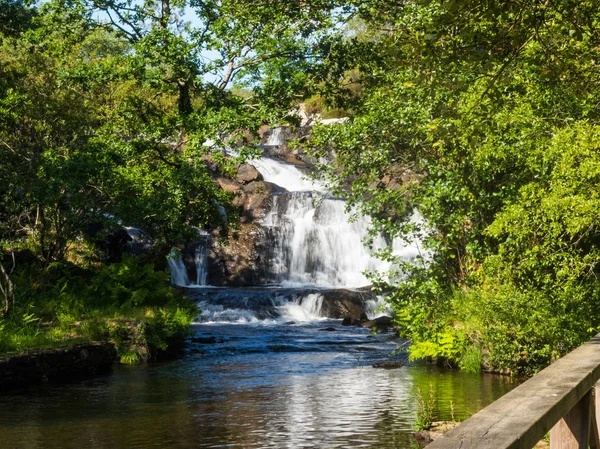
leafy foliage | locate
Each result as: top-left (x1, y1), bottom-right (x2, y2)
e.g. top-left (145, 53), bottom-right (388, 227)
top-left (306, 0), bottom-right (600, 374)
top-left (0, 257), bottom-right (196, 356)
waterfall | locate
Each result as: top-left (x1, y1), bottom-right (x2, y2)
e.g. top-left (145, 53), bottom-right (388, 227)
top-left (168, 156), bottom-right (423, 291)
top-left (263, 193), bottom-right (397, 287)
top-left (168, 249), bottom-right (190, 287)
top-left (250, 157), bottom-right (324, 192)
top-left (265, 127), bottom-right (286, 147)
top-left (195, 291), bottom-right (327, 323)
top-left (276, 293), bottom-right (325, 322)
top-left (168, 230), bottom-right (211, 287)
top-left (124, 227), bottom-right (153, 255)
top-left (193, 230), bottom-right (210, 286)
top-left (252, 157), bottom-right (423, 288)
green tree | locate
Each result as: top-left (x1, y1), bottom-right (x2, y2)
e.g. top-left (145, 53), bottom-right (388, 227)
top-left (306, 0), bottom-right (600, 373)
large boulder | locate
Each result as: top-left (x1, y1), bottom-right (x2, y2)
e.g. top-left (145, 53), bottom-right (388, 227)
top-left (360, 316), bottom-right (394, 332)
top-left (319, 289), bottom-right (375, 320)
top-left (216, 177), bottom-right (242, 192)
top-left (236, 164), bottom-right (262, 184)
top-left (240, 181), bottom-right (283, 223)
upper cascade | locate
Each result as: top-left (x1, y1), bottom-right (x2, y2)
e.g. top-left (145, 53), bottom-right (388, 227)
top-left (250, 156), bottom-right (325, 192)
top-left (261, 190), bottom-right (422, 288)
top-left (166, 145), bottom-right (424, 290)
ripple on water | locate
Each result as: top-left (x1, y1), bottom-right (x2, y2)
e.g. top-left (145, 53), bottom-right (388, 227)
top-left (0, 322), bottom-right (517, 449)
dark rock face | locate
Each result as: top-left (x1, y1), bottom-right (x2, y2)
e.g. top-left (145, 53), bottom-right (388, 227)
top-left (360, 316), bottom-right (394, 331)
top-left (0, 343), bottom-right (117, 391)
top-left (202, 181), bottom-right (286, 286)
top-left (240, 181), bottom-right (283, 224)
top-left (181, 176), bottom-right (285, 286)
top-left (342, 317), bottom-right (361, 326)
top-left (105, 229), bottom-right (132, 263)
top-left (318, 289), bottom-right (373, 320)
top-left (206, 224), bottom-right (272, 287)
top-left (125, 228), bottom-right (154, 255)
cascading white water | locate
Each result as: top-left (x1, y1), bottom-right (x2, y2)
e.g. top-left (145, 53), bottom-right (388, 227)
top-left (262, 193), bottom-right (412, 287)
top-left (168, 249), bottom-right (191, 287)
top-left (265, 127), bottom-right (285, 147)
top-left (250, 157), bottom-right (324, 192)
top-left (196, 293), bottom-right (326, 323)
top-left (194, 244), bottom-right (209, 285)
top-left (124, 227), bottom-right (154, 254)
top-left (276, 293), bottom-right (325, 322)
top-left (168, 229), bottom-right (211, 287)
top-left (252, 157), bottom-right (423, 288)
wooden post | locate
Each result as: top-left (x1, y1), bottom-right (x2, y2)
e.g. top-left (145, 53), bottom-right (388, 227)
top-left (591, 382), bottom-right (600, 449)
top-left (550, 390), bottom-right (592, 449)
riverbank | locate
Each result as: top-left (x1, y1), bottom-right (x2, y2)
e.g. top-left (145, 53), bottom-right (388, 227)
top-left (0, 308), bottom-right (194, 392)
top-left (0, 342), bottom-right (116, 391)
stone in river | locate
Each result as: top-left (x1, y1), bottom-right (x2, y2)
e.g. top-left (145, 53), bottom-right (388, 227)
top-left (372, 361), bottom-right (404, 369)
top-left (236, 164), bottom-right (262, 184)
top-left (342, 317), bottom-right (360, 326)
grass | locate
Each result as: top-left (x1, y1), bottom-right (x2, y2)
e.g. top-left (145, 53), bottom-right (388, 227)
top-left (414, 383), bottom-right (436, 431)
top-left (0, 305), bottom-right (195, 359)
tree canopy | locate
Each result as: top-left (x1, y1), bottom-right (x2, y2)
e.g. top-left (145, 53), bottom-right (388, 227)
top-left (3, 0), bottom-right (600, 373)
top-left (305, 0), bottom-right (600, 374)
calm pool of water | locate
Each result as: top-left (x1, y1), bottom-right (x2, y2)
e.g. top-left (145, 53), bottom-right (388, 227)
top-left (0, 321), bottom-right (516, 448)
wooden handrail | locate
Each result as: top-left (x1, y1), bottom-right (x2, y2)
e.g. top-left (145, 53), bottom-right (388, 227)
top-left (426, 333), bottom-right (600, 449)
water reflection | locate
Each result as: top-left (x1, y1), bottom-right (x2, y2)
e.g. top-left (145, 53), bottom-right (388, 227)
top-left (0, 323), bottom-right (517, 448)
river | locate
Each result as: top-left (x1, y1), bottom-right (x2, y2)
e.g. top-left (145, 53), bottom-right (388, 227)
top-left (0, 315), bottom-right (516, 449)
top-left (0, 147), bottom-right (518, 448)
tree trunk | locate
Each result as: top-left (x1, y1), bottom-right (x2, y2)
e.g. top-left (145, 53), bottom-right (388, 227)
top-left (0, 252), bottom-right (15, 319)
top-left (178, 78), bottom-right (192, 117)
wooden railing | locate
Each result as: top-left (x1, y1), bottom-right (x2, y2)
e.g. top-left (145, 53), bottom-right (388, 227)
top-left (427, 333), bottom-right (600, 449)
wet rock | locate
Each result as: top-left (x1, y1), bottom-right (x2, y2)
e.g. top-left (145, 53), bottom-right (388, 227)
top-left (105, 228), bottom-right (132, 262)
top-left (342, 317), bottom-right (360, 326)
top-left (216, 177), bottom-right (242, 192)
top-left (0, 343), bottom-right (117, 391)
top-left (372, 361), bottom-right (404, 369)
top-left (319, 289), bottom-right (375, 320)
top-left (236, 164), bottom-right (262, 184)
top-left (319, 327), bottom-right (337, 332)
top-left (360, 316), bottom-right (393, 331)
top-left (207, 224), bottom-right (271, 286)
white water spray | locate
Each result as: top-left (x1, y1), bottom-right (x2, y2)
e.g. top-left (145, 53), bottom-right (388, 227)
top-left (250, 157), bottom-right (324, 192)
top-left (261, 189), bottom-right (422, 288)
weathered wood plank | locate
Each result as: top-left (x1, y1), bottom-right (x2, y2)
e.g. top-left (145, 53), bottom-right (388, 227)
top-left (426, 334), bottom-right (600, 449)
top-left (549, 390), bottom-right (591, 449)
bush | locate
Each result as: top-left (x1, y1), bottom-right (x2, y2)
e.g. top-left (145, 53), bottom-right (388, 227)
top-left (0, 256), bottom-right (196, 357)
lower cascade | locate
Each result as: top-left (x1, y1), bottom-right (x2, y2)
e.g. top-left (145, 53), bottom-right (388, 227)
top-left (263, 191), bottom-right (421, 287)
